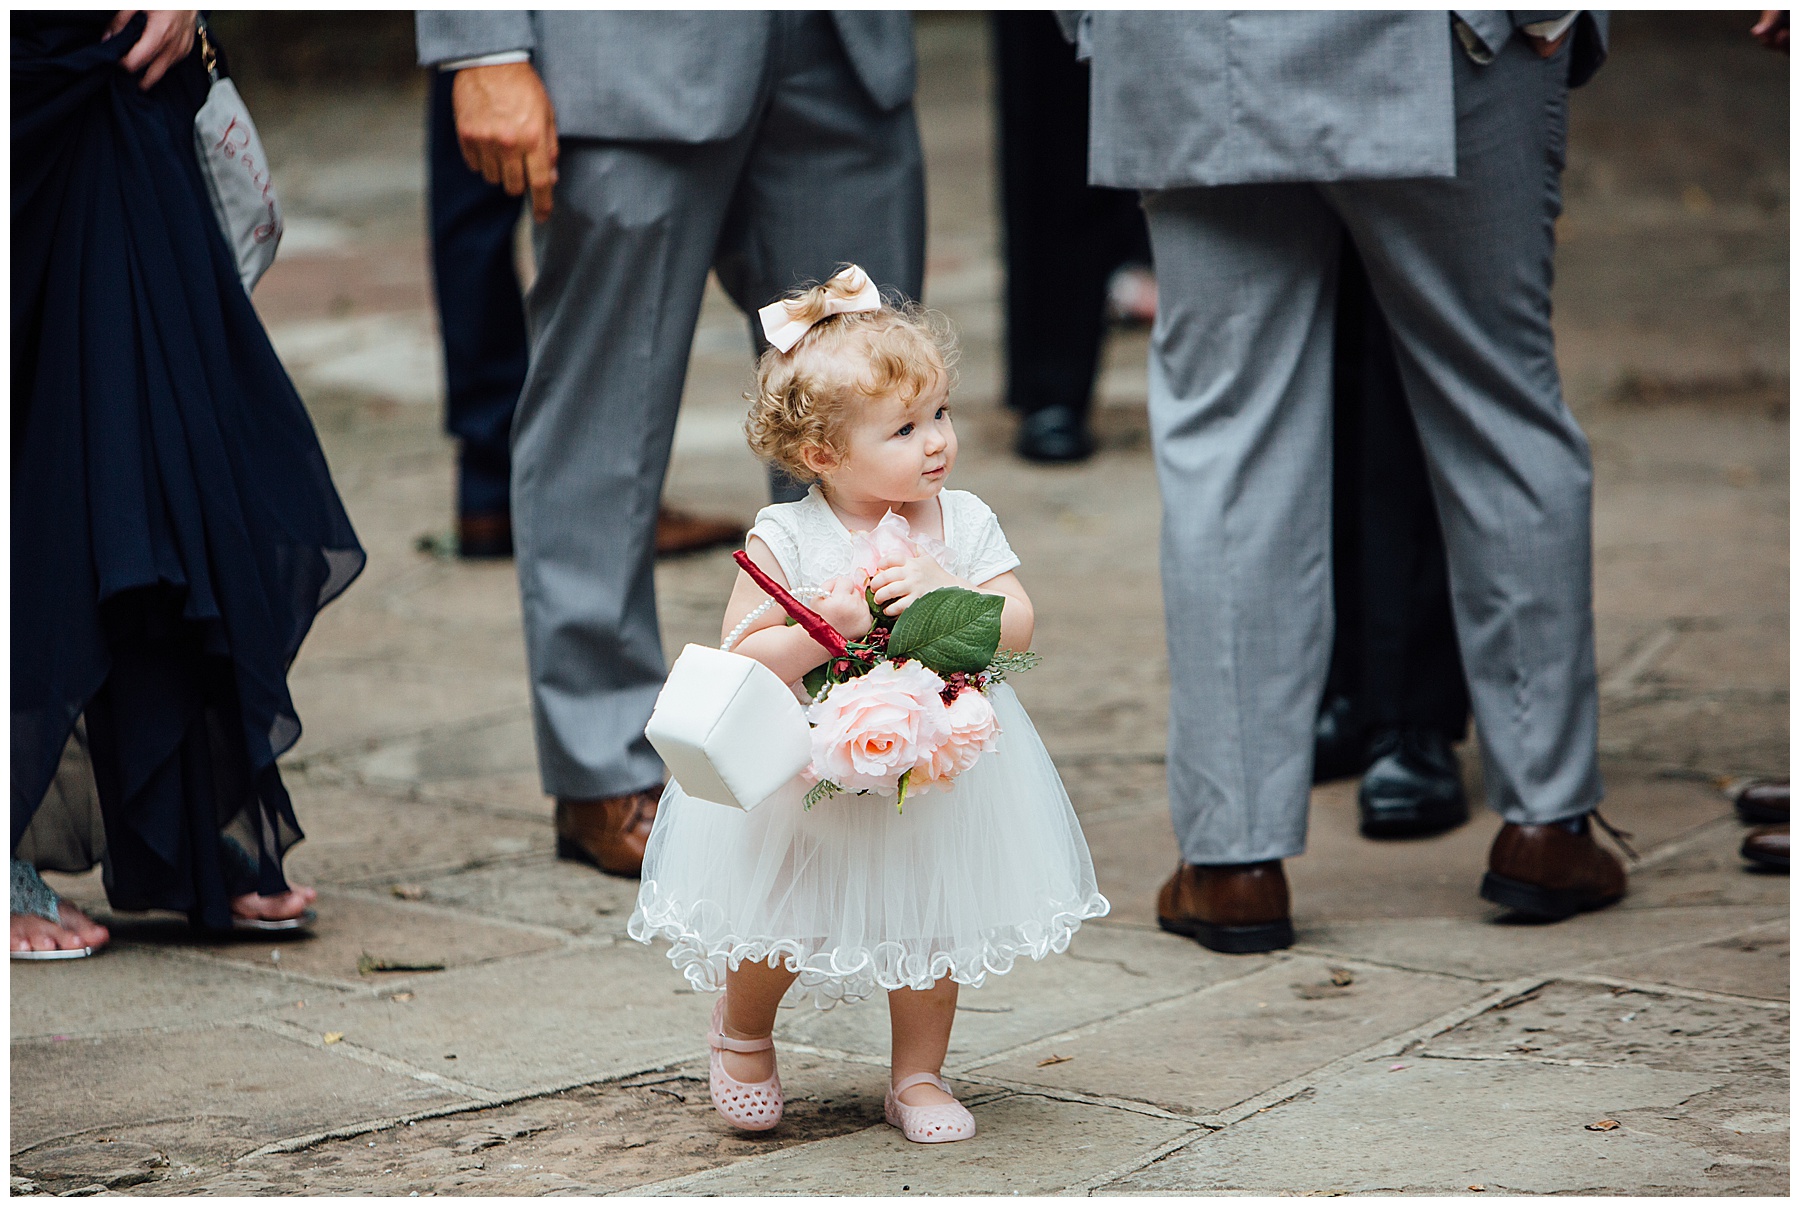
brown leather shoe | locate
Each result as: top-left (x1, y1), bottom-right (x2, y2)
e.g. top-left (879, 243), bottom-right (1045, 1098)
top-left (1735, 779), bottom-right (1789, 825)
top-left (457, 511), bottom-right (513, 560)
top-left (555, 790), bottom-right (661, 878)
top-left (1741, 824), bottom-right (1789, 871)
top-left (656, 506), bottom-right (745, 557)
top-left (1156, 861), bottom-right (1294, 954)
top-left (1481, 816), bottom-right (1627, 920)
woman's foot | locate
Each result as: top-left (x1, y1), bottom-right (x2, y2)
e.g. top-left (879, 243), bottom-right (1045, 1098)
top-left (229, 884), bottom-right (317, 923)
top-left (11, 900), bottom-right (109, 955)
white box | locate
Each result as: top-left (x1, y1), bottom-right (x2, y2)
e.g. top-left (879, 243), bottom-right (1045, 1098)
top-left (644, 645), bottom-right (812, 811)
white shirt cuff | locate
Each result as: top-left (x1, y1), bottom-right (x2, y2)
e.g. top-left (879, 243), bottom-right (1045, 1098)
top-left (1521, 12), bottom-right (1580, 43)
top-left (438, 50), bottom-right (531, 72)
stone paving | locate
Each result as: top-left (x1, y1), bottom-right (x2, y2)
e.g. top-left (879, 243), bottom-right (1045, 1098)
top-left (11, 13), bottom-right (1788, 1197)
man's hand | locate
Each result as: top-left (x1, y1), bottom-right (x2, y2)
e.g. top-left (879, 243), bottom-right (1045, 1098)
top-left (105, 10), bottom-right (197, 91)
top-left (452, 62), bottom-right (559, 223)
top-left (1752, 10), bottom-right (1789, 52)
top-left (870, 555), bottom-right (963, 618)
top-left (814, 577), bottom-right (877, 642)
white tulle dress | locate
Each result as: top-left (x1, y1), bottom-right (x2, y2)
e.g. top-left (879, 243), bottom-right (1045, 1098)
top-left (627, 486), bottom-right (1110, 1008)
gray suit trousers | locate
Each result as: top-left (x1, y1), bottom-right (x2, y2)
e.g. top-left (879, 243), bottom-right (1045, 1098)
top-left (515, 13), bottom-right (925, 798)
top-left (1146, 34), bottom-right (1603, 864)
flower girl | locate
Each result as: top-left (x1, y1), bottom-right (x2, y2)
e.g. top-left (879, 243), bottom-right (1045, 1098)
top-left (628, 265), bottom-right (1108, 1143)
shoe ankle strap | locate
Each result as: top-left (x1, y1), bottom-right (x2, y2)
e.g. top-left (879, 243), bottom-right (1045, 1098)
top-left (891, 1071), bottom-right (950, 1096)
top-left (709, 1026), bottom-right (773, 1054)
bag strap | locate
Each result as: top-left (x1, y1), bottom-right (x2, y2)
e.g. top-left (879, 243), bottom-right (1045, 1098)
top-left (891, 1071), bottom-right (949, 1096)
top-left (196, 16), bottom-right (219, 83)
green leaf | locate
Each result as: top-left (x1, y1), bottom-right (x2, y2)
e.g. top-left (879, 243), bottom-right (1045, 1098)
top-left (885, 588), bottom-right (1003, 674)
top-left (802, 664), bottom-right (829, 700)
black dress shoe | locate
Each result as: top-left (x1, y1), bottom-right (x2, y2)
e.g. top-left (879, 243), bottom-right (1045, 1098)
top-left (1358, 729), bottom-right (1469, 838)
top-left (1015, 406), bottom-right (1097, 463)
top-left (1312, 694), bottom-right (1368, 783)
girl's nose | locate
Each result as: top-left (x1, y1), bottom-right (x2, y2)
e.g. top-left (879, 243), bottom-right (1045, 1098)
top-left (923, 424), bottom-right (947, 454)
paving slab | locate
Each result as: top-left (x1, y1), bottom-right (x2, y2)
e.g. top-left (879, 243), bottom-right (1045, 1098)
top-left (404, 856), bottom-right (644, 939)
top-left (283, 658), bottom-right (530, 764)
top-left (1579, 917), bottom-right (1789, 1001)
top-left (640, 1090), bottom-right (1199, 1196)
top-left (161, 891), bottom-right (566, 986)
top-left (279, 782), bottom-right (549, 887)
top-left (273, 945), bottom-right (717, 1096)
top-left (1101, 1054), bottom-right (1747, 1195)
top-left (774, 924), bottom-right (1274, 1066)
top-left (153, 1056), bottom-right (907, 1197)
top-left (1619, 818), bottom-right (1791, 912)
top-left (1422, 978), bottom-right (1789, 1076)
top-left (10, 946), bottom-right (346, 1042)
top-left (11, 1024), bottom-right (466, 1155)
top-left (969, 955), bottom-right (1487, 1117)
top-left (1301, 903), bottom-right (1785, 982)
top-left (336, 710), bottom-right (540, 792)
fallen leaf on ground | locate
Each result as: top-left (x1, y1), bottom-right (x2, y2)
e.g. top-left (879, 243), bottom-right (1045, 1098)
top-left (391, 992), bottom-right (415, 1003)
top-left (1328, 967), bottom-right (1355, 987)
top-left (390, 884), bottom-right (426, 901)
top-left (358, 953), bottom-right (447, 975)
top-left (323, 1032), bottom-right (344, 1045)
top-left (1586, 1119), bottom-right (1620, 1132)
top-left (1389, 1064), bottom-right (1408, 1072)
top-left (1036, 1054), bottom-right (1073, 1067)
top-left (1469, 1185), bottom-right (1486, 1192)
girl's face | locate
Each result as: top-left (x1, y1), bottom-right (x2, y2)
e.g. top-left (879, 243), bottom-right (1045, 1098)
top-left (818, 367), bottom-right (957, 505)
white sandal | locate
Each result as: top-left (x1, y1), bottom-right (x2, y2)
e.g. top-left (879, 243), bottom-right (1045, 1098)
top-left (885, 1072), bottom-right (977, 1143)
top-left (708, 997), bottom-right (783, 1131)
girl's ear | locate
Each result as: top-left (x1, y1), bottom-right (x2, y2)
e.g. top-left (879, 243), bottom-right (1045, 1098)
top-left (799, 443), bottom-right (838, 478)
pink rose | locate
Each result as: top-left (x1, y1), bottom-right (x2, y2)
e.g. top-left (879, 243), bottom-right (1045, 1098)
top-left (849, 511), bottom-right (957, 585)
top-left (849, 511), bottom-right (919, 583)
top-left (909, 687), bottom-right (1001, 794)
top-left (808, 661), bottom-right (950, 792)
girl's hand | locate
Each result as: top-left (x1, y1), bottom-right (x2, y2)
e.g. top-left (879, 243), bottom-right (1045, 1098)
top-left (869, 555), bottom-right (962, 618)
top-left (813, 575), bottom-right (876, 641)
top-left (105, 11), bottom-right (197, 91)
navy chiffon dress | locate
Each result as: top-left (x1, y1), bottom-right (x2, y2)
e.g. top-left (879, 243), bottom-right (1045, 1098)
top-left (11, 14), bottom-right (365, 930)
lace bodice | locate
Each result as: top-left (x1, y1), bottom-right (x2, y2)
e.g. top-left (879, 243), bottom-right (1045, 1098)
top-left (749, 486), bottom-right (1020, 595)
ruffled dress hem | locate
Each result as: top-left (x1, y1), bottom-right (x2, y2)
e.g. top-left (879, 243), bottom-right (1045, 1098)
top-left (628, 884), bottom-right (1112, 1009)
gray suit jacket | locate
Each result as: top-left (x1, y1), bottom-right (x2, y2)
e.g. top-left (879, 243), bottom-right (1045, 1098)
top-left (1073, 10), bottom-right (1608, 190)
top-left (416, 11), bottom-right (916, 144)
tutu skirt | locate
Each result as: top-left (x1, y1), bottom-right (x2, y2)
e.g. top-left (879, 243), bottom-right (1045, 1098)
top-left (628, 683), bottom-right (1110, 1008)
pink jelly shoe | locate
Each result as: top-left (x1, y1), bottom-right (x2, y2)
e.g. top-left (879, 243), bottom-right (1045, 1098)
top-left (884, 1072), bottom-right (977, 1143)
top-left (708, 997), bottom-right (783, 1131)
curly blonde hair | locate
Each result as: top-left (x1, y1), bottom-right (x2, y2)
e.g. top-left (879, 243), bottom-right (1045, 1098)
top-left (745, 274), bottom-right (959, 481)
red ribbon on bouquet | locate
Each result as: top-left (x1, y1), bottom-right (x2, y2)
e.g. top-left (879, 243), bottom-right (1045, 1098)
top-left (733, 550), bottom-right (850, 658)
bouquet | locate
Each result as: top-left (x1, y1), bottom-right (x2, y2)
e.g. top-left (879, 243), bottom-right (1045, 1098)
top-left (732, 515), bottom-right (1037, 811)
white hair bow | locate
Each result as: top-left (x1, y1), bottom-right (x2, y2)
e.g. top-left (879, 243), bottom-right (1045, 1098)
top-left (757, 264), bottom-right (882, 354)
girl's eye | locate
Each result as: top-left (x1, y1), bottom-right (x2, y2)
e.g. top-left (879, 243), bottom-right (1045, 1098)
top-left (895, 423), bottom-right (914, 437)
top-left (935, 406), bottom-right (949, 420)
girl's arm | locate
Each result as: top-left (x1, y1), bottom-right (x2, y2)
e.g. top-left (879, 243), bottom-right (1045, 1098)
top-left (868, 558), bottom-right (1036, 651)
top-left (723, 537), bottom-right (873, 684)
top-left (973, 570), bottom-right (1034, 651)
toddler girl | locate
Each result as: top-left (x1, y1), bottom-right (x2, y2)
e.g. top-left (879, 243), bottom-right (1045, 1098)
top-left (627, 265), bottom-right (1109, 1143)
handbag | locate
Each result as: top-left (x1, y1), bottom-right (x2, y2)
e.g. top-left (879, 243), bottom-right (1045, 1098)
top-left (191, 19), bottom-right (283, 293)
top-left (643, 645), bottom-right (813, 812)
